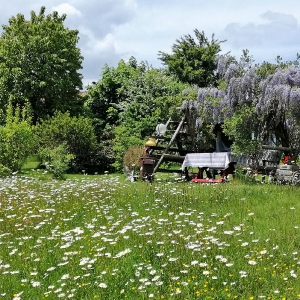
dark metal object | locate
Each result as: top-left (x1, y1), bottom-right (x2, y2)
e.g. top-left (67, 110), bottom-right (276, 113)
top-left (275, 164), bottom-right (300, 185)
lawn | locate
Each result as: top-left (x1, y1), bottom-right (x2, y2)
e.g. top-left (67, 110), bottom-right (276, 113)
top-left (22, 155), bottom-right (41, 171)
top-left (0, 173), bottom-right (299, 299)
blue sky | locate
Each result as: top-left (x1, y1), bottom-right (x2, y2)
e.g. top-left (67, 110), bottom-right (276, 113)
top-left (1, 0), bottom-right (300, 88)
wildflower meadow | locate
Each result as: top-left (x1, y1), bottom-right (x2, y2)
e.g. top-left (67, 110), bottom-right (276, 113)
top-left (0, 173), bottom-right (300, 299)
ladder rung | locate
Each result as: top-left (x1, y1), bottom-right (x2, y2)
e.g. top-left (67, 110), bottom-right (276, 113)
top-left (157, 169), bottom-right (182, 173)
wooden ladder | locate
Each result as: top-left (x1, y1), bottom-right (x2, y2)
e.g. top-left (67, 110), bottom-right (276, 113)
top-left (153, 116), bottom-right (186, 173)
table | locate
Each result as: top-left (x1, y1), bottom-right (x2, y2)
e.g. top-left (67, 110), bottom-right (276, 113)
top-left (181, 152), bottom-right (236, 182)
top-left (181, 152), bottom-right (232, 170)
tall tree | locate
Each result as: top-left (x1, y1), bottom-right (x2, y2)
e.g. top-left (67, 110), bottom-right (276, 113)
top-left (85, 57), bottom-right (190, 170)
top-left (158, 29), bottom-right (224, 86)
top-left (85, 57), bottom-right (188, 136)
top-left (0, 6), bottom-right (83, 123)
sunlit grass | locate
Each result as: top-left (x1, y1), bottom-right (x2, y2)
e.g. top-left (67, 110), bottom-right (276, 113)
top-left (22, 155), bottom-right (41, 170)
top-left (0, 174), bottom-right (300, 299)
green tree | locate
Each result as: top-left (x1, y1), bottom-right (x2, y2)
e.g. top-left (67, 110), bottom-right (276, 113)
top-left (158, 29), bottom-right (224, 86)
top-left (0, 6), bottom-right (83, 123)
top-left (86, 57), bottom-right (190, 171)
top-left (86, 57), bottom-right (189, 132)
top-left (85, 58), bottom-right (152, 132)
top-left (111, 66), bottom-right (188, 170)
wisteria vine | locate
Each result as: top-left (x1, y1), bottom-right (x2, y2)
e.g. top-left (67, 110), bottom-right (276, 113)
top-left (181, 54), bottom-right (300, 155)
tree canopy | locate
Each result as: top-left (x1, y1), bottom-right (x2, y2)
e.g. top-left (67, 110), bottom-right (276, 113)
top-left (85, 57), bottom-right (191, 170)
top-left (86, 57), bottom-right (189, 133)
top-left (0, 6), bottom-right (83, 123)
top-left (158, 29), bottom-right (224, 87)
top-left (190, 53), bottom-right (300, 159)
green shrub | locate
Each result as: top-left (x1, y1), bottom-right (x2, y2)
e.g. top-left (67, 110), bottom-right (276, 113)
top-left (38, 143), bottom-right (74, 179)
top-left (35, 111), bottom-right (98, 172)
top-left (112, 125), bottom-right (144, 171)
top-left (0, 164), bottom-right (11, 176)
top-left (0, 100), bottom-right (36, 171)
top-left (235, 165), bottom-right (259, 184)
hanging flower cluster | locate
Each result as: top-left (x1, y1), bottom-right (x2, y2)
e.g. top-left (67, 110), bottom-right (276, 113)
top-left (180, 54), bottom-right (300, 154)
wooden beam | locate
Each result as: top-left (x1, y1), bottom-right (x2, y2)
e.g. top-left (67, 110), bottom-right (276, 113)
top-left (157, 169), bottom-right (182, 173)
top-left (148, 146), bottom-right (191, 153)
top-left (156, 154), bottom-right (185, 163)
top-left (262, 145), bottom-right (292, 152)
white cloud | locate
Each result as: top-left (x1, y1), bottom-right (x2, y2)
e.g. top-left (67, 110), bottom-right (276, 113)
top-left (51, 3), bottom-right (81, 17)
top-left (80, 30), bottom-right (116, 55)
top-left (221, 10), bottom-right (300, 63)
top-left (1, 0), bottom-right (300, 86)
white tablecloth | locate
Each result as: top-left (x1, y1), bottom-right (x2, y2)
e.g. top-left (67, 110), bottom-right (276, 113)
top-left (181, 153), bottom-right (232, 170)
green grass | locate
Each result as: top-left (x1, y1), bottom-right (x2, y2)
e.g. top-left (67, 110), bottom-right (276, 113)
top-left (22, 155), bottom-right (41, 170)
top-left (0, 175), bottom-right (300, 299)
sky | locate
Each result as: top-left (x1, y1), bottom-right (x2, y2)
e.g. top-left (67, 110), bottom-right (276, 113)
top-left (1, 0), bottom-right (300, 89)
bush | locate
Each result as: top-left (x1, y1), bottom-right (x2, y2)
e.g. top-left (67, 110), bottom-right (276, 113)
top-left (35, 111), bottom-right (98, 172)
top-left (123, 146), bottom-right (145, 171)
top-left (38, 143), bottom-right (74, 179)
top-left (0, 101), bottom-right (36, 171)
top-left (234, 166), bottom-right (259, 184)
top-left (0, 164), bottom-right (11, 176)
top-left (112, 125), bottom-right (144, 171)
